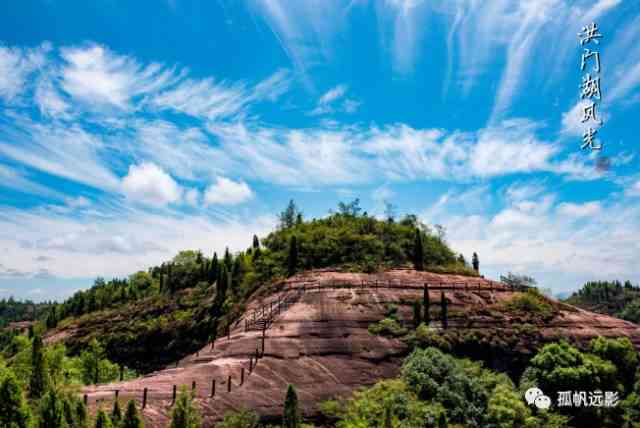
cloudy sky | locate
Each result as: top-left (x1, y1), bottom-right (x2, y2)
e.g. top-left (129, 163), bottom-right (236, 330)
top-left (1, 0), bottom-right (639, 301)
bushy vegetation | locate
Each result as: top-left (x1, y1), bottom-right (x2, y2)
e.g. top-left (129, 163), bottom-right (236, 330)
top-left (565, 280), bottom-right (640, 324)
top-left (501, 289), bottom-right (554, 319)
top-left (322, 337), bottom-right (640, 428)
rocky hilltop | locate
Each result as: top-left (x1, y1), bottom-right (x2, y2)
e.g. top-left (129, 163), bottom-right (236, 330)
top-left (78, 268), bottom-right (640, 427)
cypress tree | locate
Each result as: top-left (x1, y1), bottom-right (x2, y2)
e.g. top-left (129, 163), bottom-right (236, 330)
top-left (111, 400), bottom-right (122, 427)
top-left (413, 300), bottom-right (422, 327)
top-left (413, 228), bottom-right (424, 271)
top-left (169, 386), bottom-right (201, 428)
top-left (63, 397), bottom-right (75, 428)
top-left (287, 236), bottom-right (298, 277)
top-left (95, 409), bottom-right (113, 428)
top-left (223, 247), bottom-right (232, 271)
top-left (167, 263), bottom-right (175, 294)
top-left (283, 384), bottom-right (300, 428)
top-left (30, 334), bottom-right (48, 399)
top-left (38, 389), bottom-right (68, 428)
top-left (121, 401), bottom-right (144, 428)
top-left (75, 400), bottom-right (88, 428)
top-left (0, 372), bottom-right (31, 428)
top-left (252, 235), bottom-right (260, 250)
top-left (423, 285), bottom-right (430, 326)
top-left (208, 253), bottom-right (219, 284)
top-left (441, 292), bottom-right (448, 329)
top-left (472, 252), bottom-right (479, 273)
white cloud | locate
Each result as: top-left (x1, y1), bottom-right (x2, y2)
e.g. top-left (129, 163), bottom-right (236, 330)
top-left (0, 204), bottom-right (276, 279)
top-left (184, 188), bottom-right (200, 206)
top-left (59, 44), bottom-right (179, 110)
top-left (0, 44), bottom-right (46, 102)
top-left (0, 114), bottom-right (121, 191)
top-left (121, 162), bottom-right (183, 207)
top-left (626, 180), bottom-right (640, 197)
top-left (557, 201), bottom-right (601, 218)
top-left (310, 84), bottom-right (359, 115)
top-left (204, 177), bottom-right (254, 206)
top-left (319, 84), bottom-right (347, 105)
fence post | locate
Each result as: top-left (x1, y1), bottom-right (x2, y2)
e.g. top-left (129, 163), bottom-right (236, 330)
top-left (211, 379), bottom-right (216, 397)
top-left (192, 381), bottom-right (196, 393)
top-left (241, 367), bottom-right (245, 385)
top-left (83, 394), bottom-right (88, 405)
top-left (172, 385), bottom-right (177, 403)
top-left (142, 387), bottom-right (148, 409)
top-left (261, 335), bottom-right (265, 357)
top-left (227, 375), bottom-right (232, 393)
top-left (115, 390), bottom-right (119, 400)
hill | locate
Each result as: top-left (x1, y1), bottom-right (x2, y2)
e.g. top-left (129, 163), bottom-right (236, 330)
top-left (564, 280), bottom-right (640, 324)
top-left (79, 269), bottom-right (640, 427)
top-left (43, 201), bottom-right (475, 373)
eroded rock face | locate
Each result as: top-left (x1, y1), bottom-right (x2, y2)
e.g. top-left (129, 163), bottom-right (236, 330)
top-left (81, 269), bottom-right (640, 427)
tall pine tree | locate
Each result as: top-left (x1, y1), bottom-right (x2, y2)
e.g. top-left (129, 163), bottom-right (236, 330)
top-left (423, 285), bottom-right (430, 326)
top-left (413, 300), bottom-right (422, 327)
top-left (95, 409), bottom-right (113, 428)
top-left (441, 292), bottom-right (448, 329)
top-left (283, 384), bottom-right (300, 428)
top-left (169, 386), bottom-right (201, 428)
top-left (38, 389), bottom-right (68, 428)
top-left (287, 236), bottom-right (298, 277)
top-left (30, 334), bottom-right (48, 399)
top-left (0, 372), bottom-right (31, 428)
top-left (472, 252), bottom-right (479, 273)
top-left (111, 400), bottom-right (122, 427)
top-left (208, 252), bottom-right (219, 284)
top-left (413, 228), bottom-right (424, 271)
top-left (122, 401), bottom-right (144, 428)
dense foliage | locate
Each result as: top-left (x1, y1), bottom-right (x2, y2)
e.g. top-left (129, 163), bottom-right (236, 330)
top-left (565, 280), bottom-right (640, 324)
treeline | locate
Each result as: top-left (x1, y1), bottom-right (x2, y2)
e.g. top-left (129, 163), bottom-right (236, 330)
top-left (565, 280), bottom-right (640, 324)
top-left (46, 199), bottom-right (475, 329)
top-left (0, 298), bottom-right (53, 328)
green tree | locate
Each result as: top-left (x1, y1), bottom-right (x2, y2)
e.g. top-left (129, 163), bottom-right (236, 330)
top-left (413, 228), bottom-right (424, 271)
top-left (38, 389), bottom-right (69, 428)
top-left (412, 300), bottom-right (422, 327)
top-left (485, 383), bottom-right (533, 428)
top-left (590, 336), bottom-right (638, 392)
top-left (209, 252), bottom-right (219, 284)
top-left (30, 334), bottom-right (48, 398)
top-left (382, 404), bottom-right (392, 428)
top-left (122, 401), bottom-right (144, 428)
top-left (75, 400), bottom-right (88, 428)
top-left (283, 384), bottom-right (301, 428)
top-left (95, 409), bottom-right (113, 428)
top-left (440, 293), bottom-right (448, 329)
top-left (169, 386), bottom-right (201, 428)
top-left (423, 286), bottom-right (430, 325)
top-left (287, 236), bottom-right (298, 278)
top-left (437, 413), bottom-right (447, 428)
top-left (0, 371), bottom-right (31, 428)
top-left (252, 235), bottom-right (260, 250)
top-left (216, 409), bottom-right (259, 428)
top-left (279, 200), bottom-right (299, 229)
top-left (472, 252), bottom-right (479, 273)
top-left (111, 400), bottom-right (122, 427)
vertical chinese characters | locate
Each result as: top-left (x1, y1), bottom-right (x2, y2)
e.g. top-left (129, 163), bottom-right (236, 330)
top-left (578, 22), bottom-right (604, 151)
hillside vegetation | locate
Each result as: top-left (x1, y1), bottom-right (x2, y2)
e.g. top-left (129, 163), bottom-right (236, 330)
top-left (564, 280), bottom-right (640, 324)
top-left (37, 200), bottom-right (475, 373)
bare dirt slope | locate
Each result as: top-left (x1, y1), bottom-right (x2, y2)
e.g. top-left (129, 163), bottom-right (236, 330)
top-left (82, 269), bottom-right (640, 427)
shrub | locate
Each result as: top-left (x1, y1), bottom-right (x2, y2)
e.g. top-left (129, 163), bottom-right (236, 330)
top-left (368, 318), bottom-right (408, 338)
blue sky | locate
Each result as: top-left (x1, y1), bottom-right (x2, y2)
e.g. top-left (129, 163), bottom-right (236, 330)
top-left (1, 0), bottom-right (639, 301)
